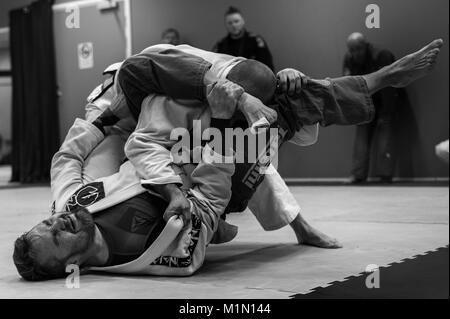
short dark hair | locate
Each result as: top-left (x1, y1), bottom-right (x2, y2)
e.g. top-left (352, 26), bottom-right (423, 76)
top-left (225, 6), bottom-right (241, 16)
top-left (227, 59), bottom-right (277, 104)
top-left (13, 233), bottom-right (66, 281)
top-left (161, 28), bottom-right (180, 39)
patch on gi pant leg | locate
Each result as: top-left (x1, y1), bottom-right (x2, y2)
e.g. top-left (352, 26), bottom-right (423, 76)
top-left (65, 182), bottom-right (106, 211)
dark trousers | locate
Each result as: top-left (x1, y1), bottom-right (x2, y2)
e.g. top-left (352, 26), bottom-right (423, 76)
top-left (351, 114), bottom-right (396, 180)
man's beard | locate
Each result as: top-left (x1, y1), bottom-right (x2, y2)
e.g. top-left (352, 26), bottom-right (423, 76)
top-left (71, 208), bottom-right (96, 253)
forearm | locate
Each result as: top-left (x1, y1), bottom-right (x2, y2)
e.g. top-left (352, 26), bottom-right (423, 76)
top-left (188, 143), bottom-right (235, 236)
top-left (124, 133), bottom-right (182, 186)
top-left (153, 183), bottom-right (184, 202)
top-left (51, 119), bottom-right (105, 208)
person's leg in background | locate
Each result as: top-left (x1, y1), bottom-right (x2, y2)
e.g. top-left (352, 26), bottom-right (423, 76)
top-left (350, 122), bottom-right (375, 183)
top-left (435, 140), bottom-right (449, 164)
top-left (372, 103), bottom-right (397, 183)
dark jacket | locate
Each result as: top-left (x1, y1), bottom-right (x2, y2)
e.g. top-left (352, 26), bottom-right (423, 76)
top-left (213, 30), bottom-right (274, 70)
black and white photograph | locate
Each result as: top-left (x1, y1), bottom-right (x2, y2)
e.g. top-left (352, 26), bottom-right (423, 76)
top-left (0, 0), bottom-right (448, 306)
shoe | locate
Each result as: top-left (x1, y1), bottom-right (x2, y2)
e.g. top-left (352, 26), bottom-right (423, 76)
top-left (345, 176), bottom-right (366, 185)
top-left (377, 176), bottom-right (393, 184)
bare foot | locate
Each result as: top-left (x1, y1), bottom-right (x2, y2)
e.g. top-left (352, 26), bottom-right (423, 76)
top-left (290, 215), bottom-right (343, 249)
top-left (295, 224), bottom-right (343, 249)
top-left (210, 219), bottom-right (238, 245)
top-left (387, 39), bottom-right (444, 88)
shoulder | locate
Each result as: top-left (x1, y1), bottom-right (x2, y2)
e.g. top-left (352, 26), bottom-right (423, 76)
top-left (343, 52), bottom-right (352, 62)
top-left (103, 62), bottom-right (122, 75)
top-left (213, 36), bottom-right (228, 51)
top-left (216, 35), bottom-right (229, 45)
top-left (248, 32), bottom-right (268, 48)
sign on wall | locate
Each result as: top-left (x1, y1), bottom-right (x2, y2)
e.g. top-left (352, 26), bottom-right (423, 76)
top-left (77, 42), bottom-right (94, 69)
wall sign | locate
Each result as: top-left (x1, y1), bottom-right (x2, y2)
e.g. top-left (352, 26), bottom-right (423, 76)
top-left (77, 42), bottom-right (94, 69)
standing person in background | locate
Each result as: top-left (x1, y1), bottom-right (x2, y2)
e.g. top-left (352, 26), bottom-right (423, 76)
top-left (161, 28), bottom-right (181, 46)
top-left (213, 6), bottom-right (274, 71)
top-left (435, 140), bottom-right (449, 164)
top-left (344, 32), bottom-right (408, 184)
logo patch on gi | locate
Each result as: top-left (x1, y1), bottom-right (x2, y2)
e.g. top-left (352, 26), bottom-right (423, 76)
top-left (256, 36), bottom-right (265, 48)
top-left (86, 75), bottom-right (115, 103)
top-left (65, 182), bottom-right (105, 211)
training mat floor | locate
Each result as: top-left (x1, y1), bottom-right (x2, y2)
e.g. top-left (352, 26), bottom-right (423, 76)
top-left (293, 246), bottom-right (449, 298)
top-left (0, 185), bottom-right (448, 298)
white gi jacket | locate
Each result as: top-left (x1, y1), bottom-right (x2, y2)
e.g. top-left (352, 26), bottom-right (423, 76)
top-left (51, 118), bottom-right (235, 276)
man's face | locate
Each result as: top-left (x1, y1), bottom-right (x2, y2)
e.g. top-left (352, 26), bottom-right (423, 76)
top-left (225, 13), bottom-right (245, 37)
top-left (161, 31), bottom-right (180, 46)
top-left (26, 210), bottom-right (96, 269)
top-left (348, 41), bottom-right (368, 64)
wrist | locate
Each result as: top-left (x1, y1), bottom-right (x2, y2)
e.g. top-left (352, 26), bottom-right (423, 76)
top-left (91, 118), bottom-right (106, 135)
top-left (237, 92), bottom-right (249, 110)
top-left (155, 183), bottom-right (183, 201)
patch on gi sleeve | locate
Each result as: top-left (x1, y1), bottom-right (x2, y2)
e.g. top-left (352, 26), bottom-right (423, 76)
top-left (65, 182), bottom-right (105, 211)
top-left (86, 75), bottom-right (115, 103)
top-left (103, 62), bottom-right (122, 75)
top-left (256, 36), bottom-right (266, 48)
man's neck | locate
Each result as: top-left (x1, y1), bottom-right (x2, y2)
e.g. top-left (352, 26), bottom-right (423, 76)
top-left (84, 226), bottom-right (110, 267)
top-left (230, 30), bottom-right (245, 40)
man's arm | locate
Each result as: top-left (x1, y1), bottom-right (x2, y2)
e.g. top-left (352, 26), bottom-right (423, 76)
top-left (254, 36), bottom-right (275, 71)
top-left (186, 133), bottom-right (235, 242)
top-left (51, 119), bottom-right (105, 210)
top-left (125, 80), bottom-right (244, 226)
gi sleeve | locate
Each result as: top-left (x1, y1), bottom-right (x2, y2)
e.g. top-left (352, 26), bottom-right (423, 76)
top-left (51, 118), bottom-right (105, 210)
top-left (186, 144), bottom-right (235, 243)
top-left (288, 124), bottom-right (319, 146)
top-left (123, 95), bottom-right (185, 186)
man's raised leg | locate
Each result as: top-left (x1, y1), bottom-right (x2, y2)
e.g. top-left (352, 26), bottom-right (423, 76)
top-left (363, 39), bottom-right (443, 93)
